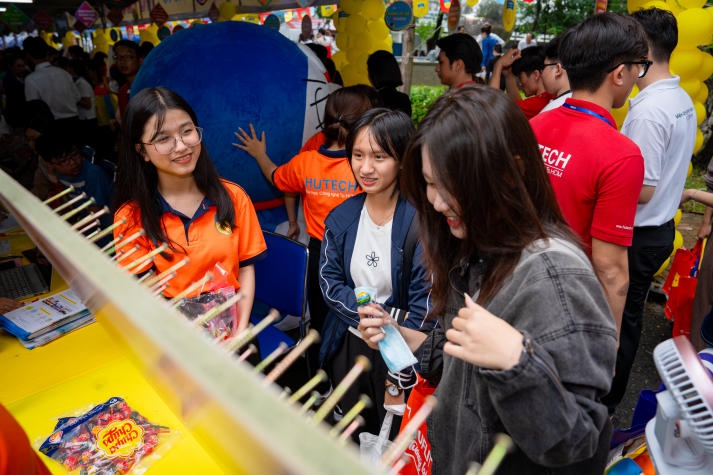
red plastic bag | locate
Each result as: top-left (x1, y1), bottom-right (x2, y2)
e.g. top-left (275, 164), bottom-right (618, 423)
top-left (664, 239), bottom-right (703, 338)
top-left (662, 239), bottom-right (703, 296)
top-left (397, 375), bottom-right (436, 475)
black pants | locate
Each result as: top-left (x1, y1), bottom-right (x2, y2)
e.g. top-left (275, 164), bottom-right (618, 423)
top-left (603, 220), bottom-right (674, 413)
top-left (328, 331), bottom-right (400, 443)
top-left (307, 237), bottom-right (329, 376)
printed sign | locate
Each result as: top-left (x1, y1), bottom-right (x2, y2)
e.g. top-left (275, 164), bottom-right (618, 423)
top-left (150, 4), bottom-right (169, 27)
top-left (75, 1), bottom-right (99, 28)
top-left (447, 0), bottom-right (460, 30)
top-left (385, 1), bottom-right (413, 32)
top-left (33, 11), bottom-right (54, 31)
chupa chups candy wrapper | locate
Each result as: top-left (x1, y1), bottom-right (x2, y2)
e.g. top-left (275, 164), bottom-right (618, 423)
top-left (39, 397), bottom-right (172, 474)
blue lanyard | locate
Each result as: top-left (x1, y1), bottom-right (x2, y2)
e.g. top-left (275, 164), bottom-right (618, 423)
top-left (562, 103), bottom-right (615, 128)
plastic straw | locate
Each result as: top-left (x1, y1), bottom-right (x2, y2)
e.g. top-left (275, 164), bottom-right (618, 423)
top-left (43, 185), bottom-right (74, 205)
top-left (285, 369), bottom-right (328, 404)
top-left (253, 342), bottom-right (288, 373)
top-left (264, 329), bottom-right (320, 384)
top-left (380, 395), bottom-right (437, 468)
top-left (330, 394), bottom-right (371, 436)
top-left (312, 355), bottom-right (371, 424)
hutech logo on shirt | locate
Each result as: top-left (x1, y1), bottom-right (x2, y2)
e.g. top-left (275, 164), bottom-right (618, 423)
top-left (539, 145), bottom-right (572, 178)
top-left (305, 177), bottom-right (358, 198)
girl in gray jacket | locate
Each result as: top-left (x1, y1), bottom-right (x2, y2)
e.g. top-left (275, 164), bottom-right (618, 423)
top-left (357, 86), bottom-right (617, 474)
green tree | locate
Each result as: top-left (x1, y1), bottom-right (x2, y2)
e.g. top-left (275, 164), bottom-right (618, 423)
top-left (476, 0), bottom-right (505, 24)
top-left (519, 0), bottom-right (627, 35)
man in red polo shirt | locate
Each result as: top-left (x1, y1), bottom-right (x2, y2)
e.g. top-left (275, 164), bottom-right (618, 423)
top-left (490, 45), bottom-right (553, 118)
top-left (530, 13), bottom-right (649, 340)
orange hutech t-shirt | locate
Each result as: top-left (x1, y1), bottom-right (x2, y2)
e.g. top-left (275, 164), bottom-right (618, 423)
top-left (273, 149), bottom-right (361, 240)
top-left (113, 180), bottom-right (266, 298)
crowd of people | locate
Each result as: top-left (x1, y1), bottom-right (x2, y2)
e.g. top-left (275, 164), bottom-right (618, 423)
top-left (0, 8), bottom-right (708, 473)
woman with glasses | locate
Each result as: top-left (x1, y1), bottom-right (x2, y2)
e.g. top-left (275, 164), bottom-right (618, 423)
top-left (357, 86), bottom-right (617, 473)
top-left (113, 87), bottom-right (266, 332)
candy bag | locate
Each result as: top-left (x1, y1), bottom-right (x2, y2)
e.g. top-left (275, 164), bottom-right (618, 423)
top-left (39, 397), bottom-right (172, 474)
top-left (176, 263), bottom-right (238, 340)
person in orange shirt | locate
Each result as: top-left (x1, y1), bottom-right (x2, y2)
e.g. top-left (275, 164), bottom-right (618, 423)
top-left (233, 85), bottom-right (380, 338)
top-left (0, 403), bottom-right (51, 475)
top-left (113, 87), bottom-right (266, 332)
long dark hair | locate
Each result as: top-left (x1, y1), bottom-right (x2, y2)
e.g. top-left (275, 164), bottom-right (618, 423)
top-left (322, 85), bottom-right (381, 148)
top-left (114, 86), bottom-right (235, 250)
top-left (401, 85), bottom-right (577, 313)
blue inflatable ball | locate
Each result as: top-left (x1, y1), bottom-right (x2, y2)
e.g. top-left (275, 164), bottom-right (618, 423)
top-left (132, 21), bottom-right (338, 229)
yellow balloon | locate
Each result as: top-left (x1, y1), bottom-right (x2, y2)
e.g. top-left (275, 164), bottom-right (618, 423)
top-left (628, 0), bottom-right (650, 12)
top-left (339, 0), bottom-right (361, 14)
top-left (694, 82), bottom-right (708, 103)
top-left (670, 48), bottom-right (704, 77)
top-left (688, 161), bottom-right (693, 177)
top-left (674, 209), bottom-right (682, 226)
top-left (343, 14), bottom-right (368, 35)
top-left (62, 31), bottom-right (76, 50)
top-left (675, 0), bottom-right (705, 8)
top-left (694, 128), bottom-right (704, 153)
top-left (664, 0), bottom-right (682, 15)
top-left (332, 50), bottom-right (348, 69)
top-left (695, 101), bottom-right (707, 126)
top-left (677, 8), bottom-right (713, 48)
top-left (361, 0), bottom-right (386, 20)
top-left (680, 79), bottom-right (702, 98)
top-left (335, 32), bottom-right (350, 50)
top-left (694, 51), bottom-right (713, 82)
top-left (642, 1), bottom-right (671, 12)
top-left (219, 2), bottom-right (236, 21)
top-left (655, 256), bottom-right (671, 277)
top-left (611, 100), bottom-right (630, 129)
top-left (674, 229), bottom-right (684, 251)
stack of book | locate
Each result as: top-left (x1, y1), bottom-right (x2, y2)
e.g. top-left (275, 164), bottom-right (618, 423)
top-left (0, 289), bottom-right (95, 349)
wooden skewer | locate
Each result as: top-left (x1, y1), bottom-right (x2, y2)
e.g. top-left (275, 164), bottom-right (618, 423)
top-left (89, 218), bottom-right (126, 243)
top-left (285, 369), bottom-right (328, 403)
top-left (113, 229), bottom-right (146, 252)
top-left (387, 457), bottom-right (409, 475)
top-left (168, 272), bottom-right (213, 306)
top-left (312, 355), bottom-right (371, 424)
top-left (237, 344), bottom-right (258, 362)
top-left (193, 292), bottom-right (243, 327)
top-left (148, 272), bottom-right (176, 293)
top-left (60, 197), bottom-right (95, 220)
top-left (76, 219), bottom-right (100, 235)
top-left (298, 391), bottom-right (321, 415)
top-left (253, 342), bottom-right (288, 373)
top-left (125, 244), bottom-right (167, 271)
top-left (52, 192), bottom-right (87, 214)
top-left (103, 236), bottom-right (123, 254)
top-left (263, 329), bottom-right (320, 385)
top-left (223, 309), bottom-right (279, 352)
top-left (43, 185), bottom-right (75, 205)
top-left (72, 206), bottom-right (108, 230)
top-left (329, 394), bottom-right (371, 436)
top-left (338, 416), bottom-right (365, 444)
top-left (143, 258), bottom-right (190, 287)
top-left (136, 269), bottom-right (156, 284)
top-left (465, 434), bottom-right (513, 475)
top-left (380, 395), bottom-right (437, 469)
top-left (152, 283), bottom-right (169, 296)
top-left (113, 244), bottom-right (140, 262)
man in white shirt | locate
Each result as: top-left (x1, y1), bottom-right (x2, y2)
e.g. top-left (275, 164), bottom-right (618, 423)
top-left (517, 33), bottom-right (538, 50)
top-left (23, 36), bottom-right (80, 141)
top-left (602, 7), bottom-right (697, 415)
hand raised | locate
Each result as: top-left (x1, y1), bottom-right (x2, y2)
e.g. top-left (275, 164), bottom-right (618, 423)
top-left (233, 124), bottom-right (266, 159)
top-left (444, 293), bottom-right (523, 370)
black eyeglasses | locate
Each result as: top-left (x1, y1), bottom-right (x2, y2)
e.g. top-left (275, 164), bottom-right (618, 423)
top-left (607, 60), bottom-right (653, 78)
top-left (543, 62), bottom-right (559, 68)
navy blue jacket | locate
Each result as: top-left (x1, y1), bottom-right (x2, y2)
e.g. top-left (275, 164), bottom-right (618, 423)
top-left (318, 192), bottom-right (432, 365)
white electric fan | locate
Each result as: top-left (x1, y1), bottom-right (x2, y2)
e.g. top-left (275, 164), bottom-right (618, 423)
top-left (646, 336), bottom-right (713, 474)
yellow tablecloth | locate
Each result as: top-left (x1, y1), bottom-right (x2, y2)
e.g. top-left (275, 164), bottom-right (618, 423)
top-left (1, 230), bottom-right (225, 473)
